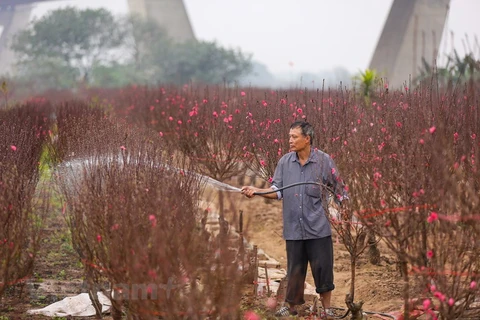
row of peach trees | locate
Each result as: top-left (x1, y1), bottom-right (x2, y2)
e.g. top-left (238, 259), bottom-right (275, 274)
top-left (93, 81), bottom-right (479, 319)
top-left (0, 103), bottom-right (52, 299)
top-left (1, 80), bottom-right (479, 319)
top-left (50, 102), bottom-right (245, 319)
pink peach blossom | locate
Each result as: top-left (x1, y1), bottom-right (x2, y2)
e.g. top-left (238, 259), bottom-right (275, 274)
top-left (454, 132), bottom-right (459, 142)
top-left (149, 215), bottom-right (157, 227)
top-left (423, 299), bottom-right (431, 309)
top-left (434, 291), bottom-right (445, 301)
top-left (427, 212), bottom-right (438, 223)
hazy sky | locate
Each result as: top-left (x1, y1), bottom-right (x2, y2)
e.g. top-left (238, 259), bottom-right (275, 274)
top-left (31, 0), bottom-right (480, 75)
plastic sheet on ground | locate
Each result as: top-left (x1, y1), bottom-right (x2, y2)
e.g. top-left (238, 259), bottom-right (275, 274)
top-left (27, 292), bottom-right (111, 317)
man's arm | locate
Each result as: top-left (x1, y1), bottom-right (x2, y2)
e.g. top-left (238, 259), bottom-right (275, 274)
top-left (243, 156), bottom-right (284, 200)
top-left (241, 186), bottom-right (279, 200)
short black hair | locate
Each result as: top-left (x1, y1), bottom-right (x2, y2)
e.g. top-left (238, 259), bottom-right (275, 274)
top-left (290, 121), bottom-right (314, 145)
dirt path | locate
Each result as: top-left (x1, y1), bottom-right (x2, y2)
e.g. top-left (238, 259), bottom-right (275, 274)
top-left (215, 189), bottom-right (406, 314)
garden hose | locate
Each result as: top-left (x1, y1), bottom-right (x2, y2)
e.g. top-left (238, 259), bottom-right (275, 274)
top-left (251, 181), bottom-right (335, 195)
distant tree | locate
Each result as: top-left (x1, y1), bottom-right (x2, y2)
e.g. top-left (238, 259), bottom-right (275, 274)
top-left (239, 61), bottom-right (276, 87)
top-left (119, 15), bottom-right (170, 64)
top-left (11, 7), bottom-right (125, 83)
top-left (297, 72), bottom-right (323, 88)
top-left (415, 50), bottom-right (480, 87)
top-left (11, 7), bottom-right (252, 88)
top-left (331, 66), bottom-right (351, 84)
top-left (15, 57), bottom-right (79, 91)
top-left (116, 15), bottom-right (172, 84)
top-left (153, 40), bottom-right (252, 85)
top-left (90, 62), bottom-right (146, 88)
top-left (93, 15), bottom-right (253, 86)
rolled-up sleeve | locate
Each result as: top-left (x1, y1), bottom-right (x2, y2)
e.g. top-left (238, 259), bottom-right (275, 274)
top-left (271, 185), bottom-right (282, 200)
top-left (271, 157), bottom-right (285, 200)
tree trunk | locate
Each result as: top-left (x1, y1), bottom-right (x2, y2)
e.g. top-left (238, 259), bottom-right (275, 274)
top-left (350, 257), bottom-right (356, 300)
top-left (368, 230), bottom-right (381, 265)
top-left (400, 259), bottom-right (410, 320)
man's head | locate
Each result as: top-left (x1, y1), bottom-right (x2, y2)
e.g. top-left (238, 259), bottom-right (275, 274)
top-left (289, 121), bottom-right (314, 152)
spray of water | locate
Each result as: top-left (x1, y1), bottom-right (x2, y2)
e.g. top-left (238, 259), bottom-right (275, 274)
top-left (198, 175), bottom-right (242, 192)
top-left (56, 158), bottom-right (328, 195)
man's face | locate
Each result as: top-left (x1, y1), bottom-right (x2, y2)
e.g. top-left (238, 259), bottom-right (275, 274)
top-left (289, 127), bottom-right (310, 152)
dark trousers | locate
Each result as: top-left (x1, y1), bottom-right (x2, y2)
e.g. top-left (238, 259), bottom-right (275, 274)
top-left (285, 237), bottom-right (335, 305)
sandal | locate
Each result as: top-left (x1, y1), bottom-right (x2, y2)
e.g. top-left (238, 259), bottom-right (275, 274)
top-left (320, 308), bottom-right (335, 319)
top-left (275, 306), bottom-right (298, 317)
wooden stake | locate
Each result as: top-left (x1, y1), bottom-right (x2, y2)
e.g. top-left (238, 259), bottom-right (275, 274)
top-left (239, 210), bottom-right (245, 273)
top-left (253, 245), bottom-right (258, 296)
top-left (264, 263), bottom-right (271, 296)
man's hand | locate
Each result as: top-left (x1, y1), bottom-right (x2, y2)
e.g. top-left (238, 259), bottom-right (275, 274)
top-left (241, 186), bottom-right (257, 198)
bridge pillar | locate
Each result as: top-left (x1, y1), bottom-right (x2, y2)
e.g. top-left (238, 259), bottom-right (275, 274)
top-left (0, 4), bottom-right (33, 75)
top-left (369, 0), bottom-right (451, 88)
top-left (127, 0), bottom-right (195, 42)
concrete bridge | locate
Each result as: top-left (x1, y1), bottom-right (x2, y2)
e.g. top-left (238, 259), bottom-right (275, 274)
top-left (369, 0), bottom-right (451, 87)
top-left (0, 0), bottom-right (451, 88)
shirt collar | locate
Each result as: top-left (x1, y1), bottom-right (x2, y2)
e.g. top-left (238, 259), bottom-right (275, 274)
top-left (292, 147), bottom-right (319, 163)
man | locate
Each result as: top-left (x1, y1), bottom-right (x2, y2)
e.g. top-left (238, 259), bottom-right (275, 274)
top-left (241, 121), bottom-right (348, 319)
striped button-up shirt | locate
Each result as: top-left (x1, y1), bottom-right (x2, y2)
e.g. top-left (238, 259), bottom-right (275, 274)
top-left (271, 148), bottom-right (347, 240)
